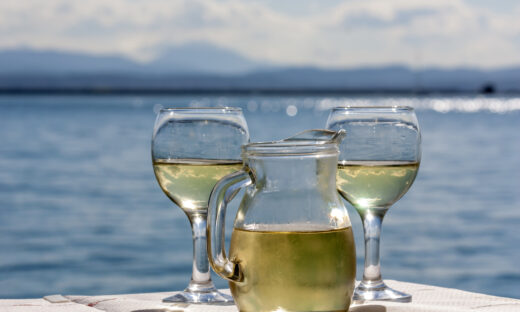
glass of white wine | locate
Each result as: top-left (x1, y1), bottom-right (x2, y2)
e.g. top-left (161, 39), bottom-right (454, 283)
top-left (152, 107), bottom-right (249, 303)
top-left (326, 106), bottom-right (421, 302)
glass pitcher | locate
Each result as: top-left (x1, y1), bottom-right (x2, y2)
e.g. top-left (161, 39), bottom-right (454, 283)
top-left (207, 130), bottom-right (356, 312)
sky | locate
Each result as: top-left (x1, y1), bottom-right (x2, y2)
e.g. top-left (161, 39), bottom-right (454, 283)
top-left (0, 0), bottom-right (519, 69)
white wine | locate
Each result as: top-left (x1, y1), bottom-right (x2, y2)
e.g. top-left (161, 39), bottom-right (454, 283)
top-left (229, 226), bottom-right (356, 312)
top-left (337, 161), bottom-right (419, 210)
top-left (153, 159), bottom-right (242, 213)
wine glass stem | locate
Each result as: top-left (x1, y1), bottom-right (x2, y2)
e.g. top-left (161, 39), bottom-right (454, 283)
top-left (186, 212), bottom-right (214, 291)
top-left (360, 208), bottom-right (387, 285)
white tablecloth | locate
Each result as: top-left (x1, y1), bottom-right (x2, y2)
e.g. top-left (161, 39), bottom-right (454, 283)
top-left (1, 280), bottom-right (519, 312)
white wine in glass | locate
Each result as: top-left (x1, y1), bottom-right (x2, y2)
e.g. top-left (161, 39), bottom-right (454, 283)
top-left (327, 106), bottom-right (421, 302)
top-left (152, 107), bottom-right (249, 304)
top-left (337, 161), bottom-right (419, 210)
top-left (153, 158), bottom-right (243, 213)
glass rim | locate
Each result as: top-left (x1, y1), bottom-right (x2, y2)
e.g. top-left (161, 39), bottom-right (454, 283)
top-left (331, 105), bottom-right (414, 111)
top-left (159, 106), bottom-right (243, 113)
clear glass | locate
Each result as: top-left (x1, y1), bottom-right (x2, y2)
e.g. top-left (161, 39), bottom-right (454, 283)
top-left (326, 106), bottom-right (421, 302)
top-left (151, 107), bottom-right (249, 303)
top-left (207, 130), bottom-right (357, 312)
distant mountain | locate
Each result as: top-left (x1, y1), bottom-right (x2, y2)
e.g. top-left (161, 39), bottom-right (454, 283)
top-left (147, 42), bottom-right (269, 74)
top-left (417, 67), bottom-right (520, 91)
top-left (0, 49), bottom-right (141, 74)
top-left (0, 43), bottom-right (270, 75)
top-left (0, 46), bottom-right (519, 93)
top-left (240, 66), bottom-right (416, 89)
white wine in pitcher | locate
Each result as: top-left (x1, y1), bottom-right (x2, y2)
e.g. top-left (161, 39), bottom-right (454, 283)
top-left (229, 226), bottom-right (356, 312)
top-left (207, 129), bottom-right (355, 311)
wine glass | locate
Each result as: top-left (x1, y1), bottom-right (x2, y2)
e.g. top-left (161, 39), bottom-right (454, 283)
top-left (152, 107), bottom-right (249, 303)
top-left (326, 106), bottom-right (421, 302)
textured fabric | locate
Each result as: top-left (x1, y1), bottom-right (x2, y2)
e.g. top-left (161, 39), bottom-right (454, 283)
top-left (0, 298), bottom-right (96, 312)
top-left (2, 280), bottom-right (519, 312)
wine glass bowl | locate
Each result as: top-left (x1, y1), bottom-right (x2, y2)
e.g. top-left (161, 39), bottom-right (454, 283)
top-left (152, 107), bottom-right (249, 303)
top-left (326, 106), bottom-right (421, 302)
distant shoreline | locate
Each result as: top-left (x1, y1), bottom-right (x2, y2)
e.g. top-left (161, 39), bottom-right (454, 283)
top-left (0, 87), bottom-right (516, 96)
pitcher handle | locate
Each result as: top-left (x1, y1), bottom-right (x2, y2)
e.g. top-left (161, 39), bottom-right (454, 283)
top-left (207, 169), bottom-right (252, 283)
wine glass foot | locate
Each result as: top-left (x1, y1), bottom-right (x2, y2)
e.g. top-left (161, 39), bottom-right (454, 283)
top-left (353, 281), bottom-right (412, 303)
top-left (162, 288), bottom-right (234, 304)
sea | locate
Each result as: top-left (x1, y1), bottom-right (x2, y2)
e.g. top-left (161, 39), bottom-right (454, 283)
top-left (0, 94), bottom-right (519, 299)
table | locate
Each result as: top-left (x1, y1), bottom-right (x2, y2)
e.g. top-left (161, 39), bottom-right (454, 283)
top-left (1, 280), bottom-right (519, 312)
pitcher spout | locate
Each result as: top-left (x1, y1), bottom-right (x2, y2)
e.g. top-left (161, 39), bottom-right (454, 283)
top-left (283, 129), bottom-right (346, 145)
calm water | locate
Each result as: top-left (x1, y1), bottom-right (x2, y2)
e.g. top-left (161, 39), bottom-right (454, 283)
top-left (0, 95), bottom-right (519, 299)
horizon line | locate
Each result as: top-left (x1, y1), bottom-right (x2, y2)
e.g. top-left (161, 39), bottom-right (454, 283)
top-left (0, 87), bottom-right (513, 96)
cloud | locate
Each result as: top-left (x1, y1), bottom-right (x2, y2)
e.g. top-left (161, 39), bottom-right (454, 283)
top-left (0, 0), bottom-right (518, 68)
